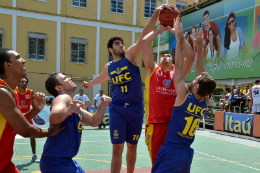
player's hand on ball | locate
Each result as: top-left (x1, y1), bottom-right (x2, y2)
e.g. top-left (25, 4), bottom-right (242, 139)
top-left (156, 4), bottom-right (175, 13)
top-left (65, 100), bottom-right (84, 115)
top-left (101, 96), bottom-right (112, 106)
top-left (48, 123), bottom-right (66, 136)
top-left (32, 92), bottom-right (47, 111)
top-left (81, 81), bottom-right (90, 89)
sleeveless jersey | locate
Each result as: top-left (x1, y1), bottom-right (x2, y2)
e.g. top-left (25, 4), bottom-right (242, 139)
top-left (0, 79), bottom-right (19, 171)
top-left (252, 85), bottom-right (260, 104)
top-left (41, 97), bottom-right (83, 159)
top-left (144, 66), bottom-right (176, 125)
top-left (17, 88), bottom-right (31, 113)
top-left (108, 56), bottom-right (142, 104)
top-left (164, 92), bottom-right (207, 145)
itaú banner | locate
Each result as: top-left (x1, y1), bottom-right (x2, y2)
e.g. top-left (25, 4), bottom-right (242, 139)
top-left (224, 112), bottom-right (254, 136)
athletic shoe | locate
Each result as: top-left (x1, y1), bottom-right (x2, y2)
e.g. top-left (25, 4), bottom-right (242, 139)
top-left (31, 155), bottom-right (40, 163)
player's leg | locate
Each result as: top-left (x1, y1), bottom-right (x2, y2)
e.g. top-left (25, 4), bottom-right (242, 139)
top-left (29, 119), bottom-right (40, 162)
top-left (111, 143), bottom-right (124, 173)
top-left (2, 162), bottom-right (20, 173)
top-left (125, 103), bottom-right (144, 172)
top-left (109, 103), bottom-right (127, 173)
top-left (252, 103), bottom-right (257, 114)
top-left (180, 148), bottom-right (194, 173)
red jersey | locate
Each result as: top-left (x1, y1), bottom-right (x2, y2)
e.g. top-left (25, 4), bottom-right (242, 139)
top-left (203, 22), bottom-right (220, 43)
top-left (0, 79), bottom-right (19, 172)
top-left (17, 88), bottom-right (31, 113)
top-left (144, 66), bottom-right (177, 125)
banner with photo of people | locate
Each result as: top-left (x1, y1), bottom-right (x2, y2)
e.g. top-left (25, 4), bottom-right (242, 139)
top-left (169, 0), bottom-right (260, 81)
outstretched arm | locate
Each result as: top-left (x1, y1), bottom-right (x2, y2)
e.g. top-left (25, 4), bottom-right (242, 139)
top-left (142, 26), bottom-right (167, 77)
top-left (191, 28), bottom-right (204, 76)
top-left (125, 4), bottom-right (175, 65)
top-left (172, 17), bottom-right (189, 106)
top-left (81, 96), bottom-right (111, 127)
top-left (82, 64), bottom-right (110, 89)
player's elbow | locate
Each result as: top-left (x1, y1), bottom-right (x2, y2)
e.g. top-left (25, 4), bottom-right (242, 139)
top-left (141, 37), bottom-right (150, 46)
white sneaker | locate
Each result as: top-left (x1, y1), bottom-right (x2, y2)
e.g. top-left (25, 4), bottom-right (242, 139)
top-left (31, 155), bottom-right (40, 163)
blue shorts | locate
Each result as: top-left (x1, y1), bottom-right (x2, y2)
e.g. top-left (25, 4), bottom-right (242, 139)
top-left (40, 157), bottom-right (84, 173)
top-left (109, 101), bottom-right (144, 145)
top-left (152, 144), bottom-right (194, 173)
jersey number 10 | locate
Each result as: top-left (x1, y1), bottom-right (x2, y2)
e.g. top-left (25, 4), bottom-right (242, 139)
top-left (121, 85), bottom-right (128, 93)
top-left (182, 116), bottom-right (200, 137)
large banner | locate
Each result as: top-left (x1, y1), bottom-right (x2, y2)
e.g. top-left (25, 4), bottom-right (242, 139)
top-left (169, 0), bottom-right (260, 81)
top-left (224, 112), bottom-right (254, 136)
top-left (87, 107), bottom-right (110, 126)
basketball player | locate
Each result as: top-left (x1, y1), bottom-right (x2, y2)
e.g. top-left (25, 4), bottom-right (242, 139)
top-left (251, 80), bottom-right (260, 115)
top-left (40, 72), bottom-right (111, 173)
top-left (0, 48), bottom-right (64, 173)
top-left (17, 77), bottom-right (40, 162)
top-left (81, 4), bottom-right (175, 173)
top-left (141, 17), bottom-right (195, 165)
top-left (152, 18), bottom-right (216, 172)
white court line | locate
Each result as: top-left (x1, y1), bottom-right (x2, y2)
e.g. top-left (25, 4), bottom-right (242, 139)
top-left (196, 151), bottom-right (260, 171)
top-left (14, 140), bottom-right (145, 144)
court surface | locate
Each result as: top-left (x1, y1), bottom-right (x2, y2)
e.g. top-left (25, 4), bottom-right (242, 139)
top-left (12, 125), bottom-right (260, 173)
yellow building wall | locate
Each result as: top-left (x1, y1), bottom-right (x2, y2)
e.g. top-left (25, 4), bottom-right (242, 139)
top-left (17, 0), bottom-right (57, 14)
top-left (61, 23), bottom-right (96, 78)
top-left (99, 28), bottom-right (132, 96)
top-left (0, 0), bottom-right (12, 7)
top-left (62, 0), bottom-right (97, 20)
top-left (0, 14), bottom-right (12, 49)
top-left (101, 0), bottom-right (133, 26)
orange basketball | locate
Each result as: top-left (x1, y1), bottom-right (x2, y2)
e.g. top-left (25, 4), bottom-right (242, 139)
top-left (159, 8), bottom-right (181, 27)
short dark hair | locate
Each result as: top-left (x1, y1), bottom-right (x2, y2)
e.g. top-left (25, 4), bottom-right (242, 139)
top-left (99, 90), bottom-right (103, 92)
top-left (231, 85), bottom-right (235, 88)
top-left (45, 72), bottom-right (62, 97)
top-left (203, 10), bottom-right (209, 17)
top-left (245, 85), bottom-right (249, 87)
top-left (196, 72), bottom-right (216, 97)
top-left (0, 48), bottom-right (13, 74)
top-left (79, 89), bottom-right (84, 91)
top-left (21, 77), bottom-right (29, 84)
top-left (107, 36), bottom-right (124, 56)
top-left (255, 80), bottom-right (260, 84)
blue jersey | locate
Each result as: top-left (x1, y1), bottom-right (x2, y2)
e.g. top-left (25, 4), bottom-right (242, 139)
top-left (164, 92), bottom-right (207, 145)
top-left (108, 56), bottom-right (143, 104)
top-left (42, 107), bottom-right (83, 158)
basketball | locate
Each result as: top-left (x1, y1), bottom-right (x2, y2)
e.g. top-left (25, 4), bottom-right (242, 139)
top-left (159, 8), bottom-right (181, 27)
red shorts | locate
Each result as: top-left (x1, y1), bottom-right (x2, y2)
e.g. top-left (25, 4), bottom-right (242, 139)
top-left (2, 162), bottom-right (20, 173)
top-left (145, 123), bottom-right (169, 165)
top-left (29, 119), bottom-right (34, 125)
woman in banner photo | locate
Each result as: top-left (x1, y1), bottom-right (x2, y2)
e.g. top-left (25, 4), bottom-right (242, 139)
top-left (203, 27), bottom-right (218, 69)
top-left (220, 12), bottom-right (248, 63)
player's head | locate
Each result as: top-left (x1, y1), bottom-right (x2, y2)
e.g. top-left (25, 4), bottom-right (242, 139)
top-left (189, 72), bottom-right (216, 97)
top-left (255, 80), bottom-right (260, 85)
top-left (45, 72), bottom-right (76, 97)
top-left (79, 88), bottom-right (84, 95)
top-left (159, 54), bottom-right (173, 69)
top-left (0, 48), bottom-right (26, 78)
top-left (107, 36), bottom-right (125, 58)
top-left (203, 10), bottom-right (210, 26)
top-left (19, 77), bottom-right (29, 89)
top-left (99, 89), bottom-right (103, 95)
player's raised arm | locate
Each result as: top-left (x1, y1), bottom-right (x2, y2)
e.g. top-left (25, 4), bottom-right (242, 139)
top-left (170, 17), bottom-right (189, 104)
top-left (191, 28), bottom-right (205, 76)
top-left (142, 26), bottom-right (168, 76)
top-left (125, 4), bottom-right (175, 64)
top-left (0, 88), bottom-right (65, 138)
top-left (49, 95), bottom-right (84, 124)
top-left (81, 63), bottom-right (110, 89)
top-left (80, 96), bottom-right (111, 127)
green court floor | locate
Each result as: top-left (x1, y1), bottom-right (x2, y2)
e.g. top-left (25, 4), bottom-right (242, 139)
top-left (12, 126), bottom-right (260, 173)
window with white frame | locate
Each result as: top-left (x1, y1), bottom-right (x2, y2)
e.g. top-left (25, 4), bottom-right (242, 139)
top-left (72, 0), bottom-right (87, 8)
top-left (144, 0), bottom-right (156, 18)
top-left (108, 81), bottom-right (112, 97)
top-left (71, 38), bottom-right (87, 63)
top-left (176, 1), bottom-right (187, 11)
top-left (110, 0), bottom-right (124, 13)
top-left (28, 33), bottom-right (46, 60)
top-left (0, 29), bottom-right (3, 49)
